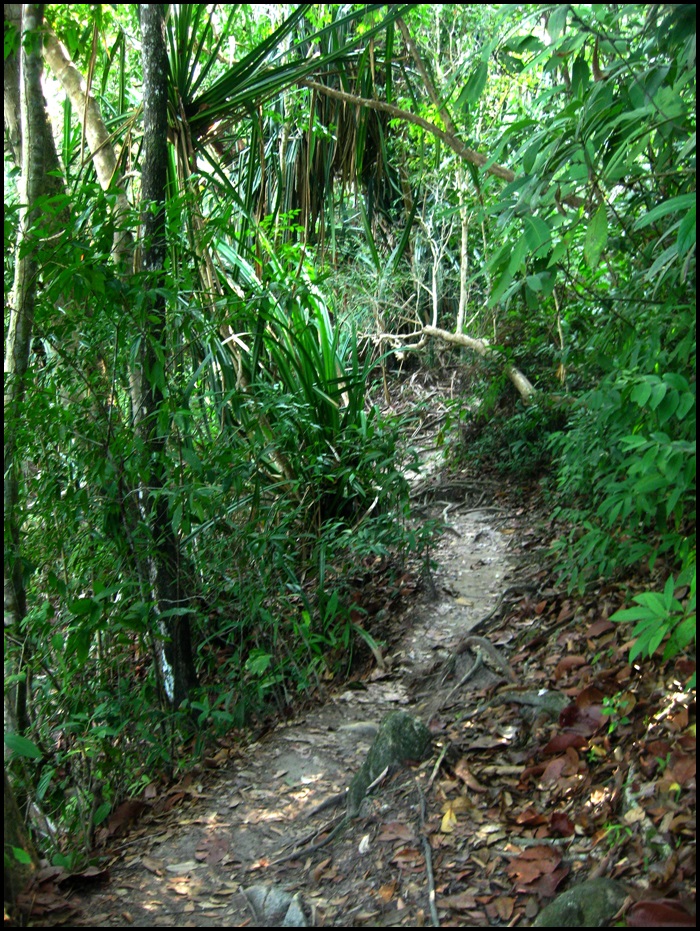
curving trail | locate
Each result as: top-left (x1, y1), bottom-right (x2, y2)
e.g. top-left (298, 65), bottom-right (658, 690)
top-left (74, 500), bottom-right (529, 927)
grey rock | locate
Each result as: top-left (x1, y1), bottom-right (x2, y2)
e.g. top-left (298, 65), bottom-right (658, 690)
top-left (243, 884), bottom-right (308, 927)
top-left (347, 710), bottom-right (432, 815)
top-left (532, 877), bottom-right (627, 927)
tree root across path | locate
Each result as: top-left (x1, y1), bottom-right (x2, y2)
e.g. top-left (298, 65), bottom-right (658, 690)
top-left (458, 583), bottom-right (537, 638)
top-left (270, 768), bottom-right (390, 867)
top-left (412, 583), bottom-right (535, 713)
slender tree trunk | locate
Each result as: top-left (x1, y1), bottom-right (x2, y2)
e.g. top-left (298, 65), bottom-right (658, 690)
top-left (138, 3), bottom-right (198, 707)
top-left (455, 171), bottom-right (470, 334)
top-left (4, 1), bottom-right (53, 737)
top-left (3, 5), bottom-right (23, 165)
top-left (3, 3), bottom-right (46, 907)
top-left (42, 26), bottom-right (132, 267)
top-left (42, 7), bottom-right (197, 703)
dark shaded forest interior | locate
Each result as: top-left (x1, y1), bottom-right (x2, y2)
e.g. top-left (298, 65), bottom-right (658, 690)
top-left (4, 3), bottom-right (695, 927)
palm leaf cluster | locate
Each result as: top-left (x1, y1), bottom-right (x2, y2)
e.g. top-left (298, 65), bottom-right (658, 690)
top-left (153, 4), bottom-right (414, 532)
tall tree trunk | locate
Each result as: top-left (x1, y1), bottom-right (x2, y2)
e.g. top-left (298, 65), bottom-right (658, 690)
top-left (4, 1), bottom-right (51, 736)
top-left (138, 3), bottom-right (198, 707)
top-left (3, 3), bottom-right (45, 907)
top-left (42, 25), bottom-right (132, 268)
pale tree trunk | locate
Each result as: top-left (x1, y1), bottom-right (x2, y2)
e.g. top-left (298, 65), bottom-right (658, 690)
top-left (42, 11), bottom-right (162, 641)
top-left (3, 5), bottom-right (22, 165)
top-left (3, 2), bottom-right (46, 907)
top-left (6, 6), bottom-right (149, 737)
top-left (42, 27), bottom-right (132, 268)
top-left (42, 22), bottom-right (146, 415)
top-left (455, 170), bottom-right (469, 334)
top-left (138, 3), bottom-right (199, 708)
top-left (393, 17), bottom-right (536, 402)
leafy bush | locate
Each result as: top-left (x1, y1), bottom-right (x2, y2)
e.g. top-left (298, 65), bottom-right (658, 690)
top-left (455, 386), bottom-right (569, 479)
top-left (549, 358), bottom-right (696, 593)
top-left (610, 563), bottom-right (695, 684)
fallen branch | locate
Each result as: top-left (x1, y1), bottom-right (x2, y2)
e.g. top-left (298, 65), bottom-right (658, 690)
top-left (422, 325), bottom-right (536, 401)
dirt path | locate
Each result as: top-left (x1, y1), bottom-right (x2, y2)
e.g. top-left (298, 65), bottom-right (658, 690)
top-left (69, 500), bottom-right (529, 927)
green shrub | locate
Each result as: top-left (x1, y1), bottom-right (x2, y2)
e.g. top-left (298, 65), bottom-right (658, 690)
top-left (610, 562), bottom-right (696, 688)
top-left (456, 390), bottom-right (569, 478)
top-left (549, 363), bottom-right (696, 593)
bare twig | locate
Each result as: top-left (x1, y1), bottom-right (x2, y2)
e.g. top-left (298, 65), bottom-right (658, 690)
top-left (416, 779), bottom-right (441, 927)
top-left (427, 742), bottom-right (449, 792)
top-left (271, 769), bottom-right (390, 866)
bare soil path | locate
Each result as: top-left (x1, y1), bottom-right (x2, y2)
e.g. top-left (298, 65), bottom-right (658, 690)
top-left (69, 498), bottom-right (531, 927)
top-left (46, 460), bottom-right (696, 928)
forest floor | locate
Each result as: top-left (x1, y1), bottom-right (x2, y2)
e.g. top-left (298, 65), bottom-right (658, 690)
top-left (32, 374), bottom-right (695, 928)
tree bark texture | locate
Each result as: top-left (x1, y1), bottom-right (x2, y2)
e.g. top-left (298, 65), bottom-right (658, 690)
top-left (42, 26), bottom-right (132, 267)
top-left (139, 3), bottom-right (199, 707)
top-left (4, 1), bottom-right (50, 734)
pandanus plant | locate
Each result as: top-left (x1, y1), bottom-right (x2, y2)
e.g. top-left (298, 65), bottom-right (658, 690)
top-left (160, 4), bottom-right (412, 525)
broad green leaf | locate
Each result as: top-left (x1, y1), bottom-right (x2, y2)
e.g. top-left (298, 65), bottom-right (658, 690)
top-left (656, 390), bottom-right (680, 425)
top-left (611, 606), bottom-right (650, 622)
top-left (246, 649), bottom-right (272, 676)
top-left (67, 628), bottom-right (92, 665)
top-left (522, 139), bottom-right (540, 173)
top-left (547, 7), bottom-right (568, 42)
top-left (631, 379), bottom-right (654, 407)
top-left (662, 373), bottom-right (689, 391)
top-left (676, 393), bottom-right (695, 420)
top-left (630, 626), bottom-right (666, 661)
top-left (523, 216), bottom-right (551, 255)
top-left (488, 267), bottom-right (514, 307)
top-left (663, 574), bottom-right (678, 607)
top-left (677, 205), bottom-right (696, 257)
top-left (648, 382), bottom-right (668, 411)
top-left (507, 233), bottom-right (528, 275)
top-left (571, 54), bottom-right (590, 98)
top-left (666, 616), bottom-right (696, 656)
top-left (12, 848), bottom-right (33, 866)
top-left (584, 204), bottom-right (608, 269)
top-left (633, 592), bottom-right (670, 616)
top-left (4, 734), bottom-right (43, 759)
top-left (526, 272), bottom-right (555, 295)
top-left (461, 61), bottom-right (488, 107)
top-left (68, 597), bottom-right (99, 617)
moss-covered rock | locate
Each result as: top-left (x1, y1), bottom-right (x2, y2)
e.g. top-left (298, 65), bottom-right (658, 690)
top-left (347, 710), bottom-right (432, 815)
top-left (532, 877), bottom-right (627, 927)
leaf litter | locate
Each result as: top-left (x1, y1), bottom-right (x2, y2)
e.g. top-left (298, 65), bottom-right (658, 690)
top-left (26, 432), bottom-right (695, 928)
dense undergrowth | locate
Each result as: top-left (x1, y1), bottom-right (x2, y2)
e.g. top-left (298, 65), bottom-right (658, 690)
top-left (451, 307), bottom-right (695, 687)
top-left (4, 3), bottom-right (695, 890)
top-left (6, 291), bottom-right (432, 868)
top-left (7, 334), bottom-right (695, 870)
